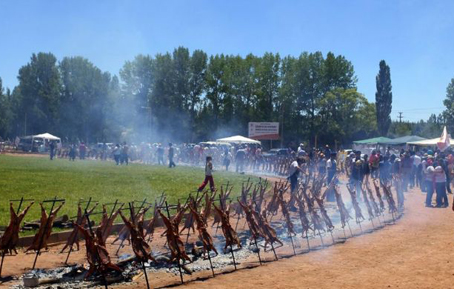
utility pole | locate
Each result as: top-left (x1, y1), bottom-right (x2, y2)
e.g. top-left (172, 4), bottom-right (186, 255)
top-left (398, 112), bottom-right (403, 123)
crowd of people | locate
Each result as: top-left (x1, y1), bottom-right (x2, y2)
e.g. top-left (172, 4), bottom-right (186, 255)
top-left (289, 145), bottom-right (454, 209)
top-left (8, 136), bottom-right (453, 209)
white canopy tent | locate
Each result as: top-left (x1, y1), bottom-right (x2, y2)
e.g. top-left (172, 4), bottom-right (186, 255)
top-left (407, 137), bottom-right (454, 146)
top-left (33, 133), bottom-right (61, 143)
top-left (33, 133), bottom-right (61, 142)
top-left (216, 135), bottom-right (261, 145)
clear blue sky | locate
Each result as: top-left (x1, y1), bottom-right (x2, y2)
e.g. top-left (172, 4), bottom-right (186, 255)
top-left (1, 0), bottom-right (453, 121)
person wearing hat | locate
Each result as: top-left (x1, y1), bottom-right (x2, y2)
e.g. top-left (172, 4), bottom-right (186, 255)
top-left (168, 143), bottom-right (176, 168)
top-left (288, 157), bottom-right (305, 195)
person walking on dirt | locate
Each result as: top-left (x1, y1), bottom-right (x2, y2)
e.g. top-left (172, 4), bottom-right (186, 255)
top-left (288, 157), bottom-right (305, 195)
top-left (168, 143), bottom-right (176, 168)
top-left (198, 156), bottom-right (215, 192)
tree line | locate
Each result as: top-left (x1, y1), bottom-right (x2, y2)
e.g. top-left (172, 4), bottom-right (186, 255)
top-left (0, 47), bottom-right (449, 146)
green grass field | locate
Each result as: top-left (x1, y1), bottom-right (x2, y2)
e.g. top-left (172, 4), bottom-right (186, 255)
top-left (0, 155), bottom-right (259, 227)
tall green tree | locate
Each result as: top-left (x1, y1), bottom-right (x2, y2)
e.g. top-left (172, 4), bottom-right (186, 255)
top-left (16, 53), bottom-right (62, 135)
top-left (0, 78), bottom-right (14, 139)
top-left (442, 78), bottom-right (454, 135)
top-left (59, 56), bottom-right (113, 142)
top-left (317, 88), bottom-right (376, 144)
top-left (375, 60), bottom-right (393, 136)
top-left (119, 54), bottom-right (154, 140)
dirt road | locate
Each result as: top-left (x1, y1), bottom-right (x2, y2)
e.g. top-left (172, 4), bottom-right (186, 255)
top-left (179, 189), bottom-right (453, 289)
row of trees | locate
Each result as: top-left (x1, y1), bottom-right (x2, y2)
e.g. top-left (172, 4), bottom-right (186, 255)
top-left (0, 48), bottom-right (382, 146)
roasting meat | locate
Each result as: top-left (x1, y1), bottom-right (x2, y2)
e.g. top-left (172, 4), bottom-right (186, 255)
top-left (158, 210), bottom-right (191, 263)
top-left (213, 204), bottom-right (241, 252)
top-left (119, 211), bottom-right (156, 263)
top-left (189, 204), bottom-right (218, 255)
top-left (0, 202), bottom-right (34, 254)
top-left (75, 223), bottom-right (122, 278)
top-left (346, 184), bottom-right (364, 224)
top-left (61, 203), bottom-right (98, 253)
top-left (26, 202), bottom-right (65, 252)
top-left (333, 186), bottom-right (351, 228)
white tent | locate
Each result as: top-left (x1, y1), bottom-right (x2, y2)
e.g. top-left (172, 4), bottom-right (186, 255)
top-left (33, 133), bottom-right (61, 142)
top-left (407, 137), bottom-right (454, 146)
top-left (216, 135), bottom-right (261, 145)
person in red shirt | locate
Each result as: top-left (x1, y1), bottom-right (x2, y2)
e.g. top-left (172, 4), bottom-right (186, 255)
top-left (369, 150), bottom-right (380, 179)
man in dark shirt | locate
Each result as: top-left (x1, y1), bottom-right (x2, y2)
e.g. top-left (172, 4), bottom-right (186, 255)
top-left (168, 143), bottom-right (176, 168)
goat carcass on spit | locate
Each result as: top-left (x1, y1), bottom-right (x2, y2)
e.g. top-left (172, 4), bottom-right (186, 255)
top-left (0, 202), bottom-right (34, 254)
top-left (26, 202), bottom-right (65, 252)
top-left (346, 184), bottom-right (365, 224)
top-left (158, 210), bottom-right (191, 263)
top-left (213, 204), bottom-right (242, 253)
top-left (96, 204), bottom-right (124, 247)
top-left (189, 204), bottom-right (218, 256)
top-left (75, 223), bottom-right (122, 279)
top-left (61, 203), bottom-right (98, 253)
top-left (251, 209), bottom-right (283, 250)
top-left (118, 211), bottom-right (156, 263)
top-left (333, 185), bottom-right (352, 228)
top-left (238, 201), bottom-right (264, 240)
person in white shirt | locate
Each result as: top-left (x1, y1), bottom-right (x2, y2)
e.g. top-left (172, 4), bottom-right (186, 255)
top-left (288, 157), bottom-right (304, 194)
top-left (434, 159), bottom-right (448, 208)
top-left (198, 156), bottom-right (215, 192)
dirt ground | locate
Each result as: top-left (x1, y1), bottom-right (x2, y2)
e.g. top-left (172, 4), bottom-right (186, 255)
top-left (1, 182), bottom-right (453, 288)
top-left (177, 189), bottom-right (454, 289)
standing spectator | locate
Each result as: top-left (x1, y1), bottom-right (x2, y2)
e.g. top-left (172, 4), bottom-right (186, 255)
top-left (434, 159), bottom-right (448, 207)
top-left (198, 156), bottom-right (215, 192)
top-left (79, 142), bottom-right (86, 160)
top-left (69, 144), bottom-right (76, 161)
top-left (113, 144), bottom-right (121, 165)
top-left (49, 141), bottom-right (55, 160)
top-left (424, 157), bottom-right (435, 207)
top-left (401, 152), bottom-right (413, 191)
top-left (235, 147), bottom-right (246, 173)
top-left (379, 155), bottom-right (391, 183)
top-left (326, 152), bottom-right (337, 201)
top-left (350, 151), bottom-right (363, 197)
top-left (168, 143), bottom-right (176, 168)
top-left (120, 142), bottom-right (129, 165)
top-left (369, 150), bottom-right (380, 179)
top-left (288, 157), bottom-right (304, 195)
top-left (412, 151), bottom-right (422, 188)
top-left (363, 154), bottom-right (371, 184)
top-left (223, 148), bottom-right (232, 171)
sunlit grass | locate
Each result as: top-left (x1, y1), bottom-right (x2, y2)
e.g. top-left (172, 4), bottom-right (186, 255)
top-left (0, 155), bottom-right (258, 227)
